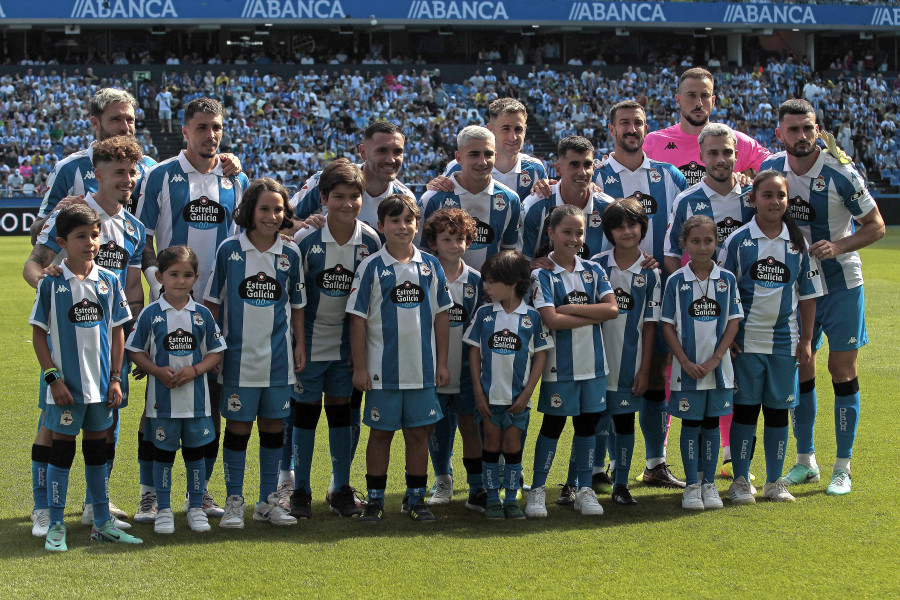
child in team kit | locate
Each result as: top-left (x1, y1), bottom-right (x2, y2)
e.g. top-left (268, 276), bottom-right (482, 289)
top-left (346, 194), bottom-right (453, 522)
top-left (526, 204), bottom-right (619, 518)
top-left (465, 250), bottom-right (552, 519)
top-left (127, 246), bottom-right (226, 533)
top-left (204, 178), bottom-right (307, 529)
top-left (718, 171), bottom-right (822, 504)
top-left (661, 215), bottom-right (743, 511)
top-left (289, 159), bottom-right (381, 519)
top-left (421, 208), bottom-right (487, 511)
top-left (29, 204), bottom-right (142, 551)
top-left (591, 198), bottom-right (662, 506)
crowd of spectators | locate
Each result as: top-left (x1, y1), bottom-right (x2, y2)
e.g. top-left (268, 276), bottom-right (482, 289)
top-left (0, 54), bottom-right (898, 198)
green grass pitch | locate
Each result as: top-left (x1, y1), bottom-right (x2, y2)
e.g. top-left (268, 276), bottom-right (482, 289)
top-left (0, 232), bottom-right (897, 598)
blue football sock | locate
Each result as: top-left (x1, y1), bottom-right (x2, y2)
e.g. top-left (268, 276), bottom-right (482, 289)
top-left (701, 426), bottom-right (720, 485)
top-left (258, 442), bottom-right (282, 504)
top-left (139, 458), bottom-right (154, 487)
top-left (641, 391), bottom-right (668, 461)
top-left (834, 387), bottom-right (860, 460)
top-left (203, 436), bottom-right (218, 488)
top-left (595, 410), bottom-right (612, 469)
top-left (329, 424), bottom-right (353, 490)
top-left (222, 447), bottom-right (246, 498)
top-left (615, 433), bottom-right (635, 486)
top-left (504, 462), bottom-right (522, 500)
top-left (573, 434), bottom-right (595, 488)
top-left (292, 425), bottom-right (315, 494)
top-left (763, 425), bottom-right (789, 484)
top-left (565, 451), bottom-right (578, 487)
top-left (429, 412), bottom-right (456, 478)
top-left (483, 459), bottom-right (500, 502)
top-left (531, 434), bottom-right (559, 489)
top-left (792, 383), bottom-right (817, 455)
top-left (680, 424), bottom-right (701, 486)
top-left (153, 460), bottom-right (174, 511)
top-left (185, 458), bottom-right (205, 509)
top-left (46, 464), bottom-right (69, 525)
top-left (85, 464), bottom-right (110, 527)
top-left (730, 421), bottom-right (756, 482)
top-left (32, 450), bottom-right (49, 511)
top-left (350, 406), bottom-right (361, 461)
top-left (281, 413), bottom-right (294, 473)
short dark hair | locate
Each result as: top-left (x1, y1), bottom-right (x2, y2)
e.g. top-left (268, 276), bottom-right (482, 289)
top-left (422, 207), bottom-right (477, 248)
top-left (778, 98), bottom-right (815, 121)
top-left (233, 177), bottom-right (294, 231)
top-left (363, 121), bottom-right (403, 142)
top-left (157, 245), bottom-right (199, 274)
top-left (89, 88), bottom-right (137, 118)
top-left (602, 196), bottom-right (648, 245)
top-left (184, 97), bottom-right (224, 123)
top-left (557, 135), bottom-right (593, 158)
top-left (679, 67), bottom-right (714, 88)
top-left (751, 169), bottom-right (806, 252)
top-left (608, 100), bottom-right (644, 124)
top-left (488, 97), bottom-right (527, 121)
top-left (56, 204), bottom-right (100, 240)
top-left (319, 158), bottom-right (365, 199)
top-left (93, 135), bottom-right (142, 166)
top-left (377, 193), bottom-right (419, 224)
top-left (481, 249), bottom-right (531, 299)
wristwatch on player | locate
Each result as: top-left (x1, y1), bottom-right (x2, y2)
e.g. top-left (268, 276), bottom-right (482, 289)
top-left (43, 368), bottom-right (61, 386)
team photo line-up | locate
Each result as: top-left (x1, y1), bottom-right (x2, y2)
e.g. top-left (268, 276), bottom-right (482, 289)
top-left (23, 67), bottom-right (884, 551)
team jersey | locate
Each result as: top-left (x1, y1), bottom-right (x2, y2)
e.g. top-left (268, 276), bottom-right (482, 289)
top-left (290, 165), bottom-right (419, 234)
top-left (443, 152), bottom-right (547, 201)
top-left (463, 300), bottom-right (552, 405)
top-left (38, 145), bottom-right (157, 218)
top-left (719, 219), bottom-right (823, 356)
top-left (592, 153), bottom-right (688, 262)
top-left (30, 262), bottom-right (131, 404)
top-left (126, 297), bottom-right (225, 418)
top-left (592, 251), bottom-right (661, 391)
top-left (137, 151), bottom-right (249, 300)
top-left (204, 232), bottom-right (306, 387)
top-left (760, 150), bottom-right (878, 294)
top-left (37, 193), bottom-right (145, 291)
top-left (346, 246), bottom-right (453, 390)
top-left (520, 183), bottom-right (613, 260)
top-left (530, 255), bottom-right (614, 382)
top-left (293, 219), bottom-right (382, 362)
top-left (660, 263), bottom-right (743, 391)
top-left (666, 179), bottom-right (755, 257)
top-left (441, 263), bottom-right (483, 394)
top-left (644, 123), bottom-right (770, 186)
top-left (420, 173), bottom-right (521, 271)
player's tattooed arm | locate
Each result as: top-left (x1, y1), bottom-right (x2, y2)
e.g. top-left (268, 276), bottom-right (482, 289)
top-left (23, 244), bottom-right (60, 289)
top-left (141, 234), bottom-right (158, 270)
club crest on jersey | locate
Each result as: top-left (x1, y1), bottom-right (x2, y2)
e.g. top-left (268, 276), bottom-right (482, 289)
top-left (227, 394), bottom-right (242, 412)
top-left (97, 280), bottom-right (109, 295)
top-left (521, 315), bottom-right (532, 329)
top-left (493, 194), bottom-right (506, 211)
top-left (634, 274), bottom-right (646, 288)
top-left (519, 171), bottom-right (532, 189)
top-left (156, 426), bottom-right (166, 442)
top-left (787, 242), bottom-right (799, 255)
top-left (550, 393), bottom-right (563, 408)
top-left (589, 211), bottom-right (602, 228)
top-left (60, 410), bottom-right (74, 426)
top-left (370, 407), bottom-right (381, 422)
top-left (464, 284), bottom-right (475, 299)
top-left (716, 279), bottom-right (728, 293)
top-left (221, 178), bottom-right (233, 190)
top-left (582, 270), bottom-right (594, 284)
top-left (193, 312), bottom-right (204, 326)
top-left (124, 220), bottom-right (135, 236)
top-left (812, 176), bottom-right (826, 192)
top-left (649, 169), bottom-right (661, 183)
top-left (679, 398), bottom-right (690, 412)
top-left (420, 263), bottom-right (431, 277)
top-left (357, 246), bottom-right (370, 261)
top-left (277, 254), bottom-right (290, 271)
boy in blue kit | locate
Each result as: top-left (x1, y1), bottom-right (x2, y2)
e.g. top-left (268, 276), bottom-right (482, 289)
top-left (421, 208), bottom-right (485, 511)
top-left (127, 246), bottom-right (226, 533)
top-left (290, 159), bottom-right (382, 519)
top-left (465, 250), bottom-right (552, 519)
top-left (205, 178), bottom-right (306, 529)
top-left (30, 204), bottom-right (143, 551)
top-left (346, 194), bottom-right (453, 522)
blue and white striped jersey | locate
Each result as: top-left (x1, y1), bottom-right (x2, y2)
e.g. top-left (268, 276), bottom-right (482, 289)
top-left (290, 165), bottom-right (419, 235)
top-left (463, 300), bottom-right (553, 406)
top-left (520, 183), bottom-right (613, 260)
top-left (37, 194), bottom-right (145, 291)
top-left (760, 151), bottom-right (878, 294)
top-left (441, 263), bottom-right (483, 395)
top-left (666, 180), bottom-right (756, 258)
top-left (204, 232), bottom-right (306, 387)
top-left (661, 263), bottom-right (743, 391)
top-left (293, 219), bottom-right (382, 362)
top-left (719, 218), bottom-right (823, 356)
top-left (137, 151), bottom-right (249, 300)
top-left (591, 251), bottom-right (661, 391)
top-left (530, 256), bottom-right (614, 382)
top-left (38, 145), bottom-right (156, 218)
top-left (346, 246), bottom-right (454, 390)
top-left (420, 174), bottom-right (521, 271)
top-left (126, 297), bottom-right (225, 418)
top-left (30, 262), bottom-right (131, 404)
top-left (592, 154), bottom-right (688, 262)
top-left (444, 152), bottom-right (547, 201)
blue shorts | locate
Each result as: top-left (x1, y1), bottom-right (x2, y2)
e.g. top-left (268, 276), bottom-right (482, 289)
top-left (538, 377), bottom-right (607, 416)
top-left (363, 388), bottom-right (442, 431)
top-left (45, 403), bottom-right (114, 435)
top-left (149, 416), bottom-right (216, 451)
top-left (221, 384), bottom-right (292, 421)
top-left (813, 286), bottom-right (868, 352)
top-left (436, 380), bottom-right (475, 417)
top-left (292, 359), bottom-right (353, 402)
top-left (669, 389), bottom-right (733, 420)
top-left (606, 390), bottom-right (644, 415)
top-left (734, 353), bottom-right (799, 410)
top-left (475, 404), bottom-right (531, 432)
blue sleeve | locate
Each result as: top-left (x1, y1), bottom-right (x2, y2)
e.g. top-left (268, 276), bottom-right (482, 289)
top-left (666, 200), bottom-right (686, 256)
top-left (137, 169), bottom-right (163, 234)
top-left (109, 276), bottom-right (132, 327)
top-left (645, 269), bottom-right (662, 322)
top-left (29, 277), bottom-right (53, 330)
top-left (531, 269), bottom-right (556, 309)
top-left (726, 272), bottom-right (744, 320)
top-left (431, 260), bottom-right (454, 312)
top-left (129, 221), bottom-right (146, 269)
top-left (346, 261), bottom-right (374, 318)
top-left (293, 177), bottom-right (323, 221)
top-left (125, 307), bottom-right (152, 353)
top-left (593, 263), bottom-right (613, 301)
top-left (532, 311), bottom-right (553, 351)
top-left (39, 162), bottom-right (73, 218)
top-left (462, 307), bottom-right (484, 347)
top-left (202, 307), bottom-right (227, 354)
top-left (501, 193), bottom-right (521, 250)
top-left (204, 243), bottom-right (229, 304)
top-left (660, 276), bottom-right (678, 324)
top-left (719, 234), bottom-right (739, 276)
top-left (36, 214), bottom-right (62, 254)
top-left (669, 165), bottom-right (688, 192)
top-left (288, 249), bottom-right (307, 309)
top-left (521, 200), bottom-right (542, 260)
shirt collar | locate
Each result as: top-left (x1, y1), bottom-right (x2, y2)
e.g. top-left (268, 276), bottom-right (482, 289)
top-left (450, 172), bottom-right (494, 197)
top-left (84, 192), bottom-right (123, 220)
top-left (600, 249), bottom-right (644, 275)
top-left (699, 178), bottom-right (741, 200)
top-left (158, 295), bottom-right (196, 312)
top-left (495, 154), bottom-right (523, 176)
top-left (177, 150), bottom-right (223, 176)
top-left (749, 217), bottom-right (790, 241)
top-left (239, 230), bottom-right (284, 255)
top-left (492, 299), bottom-right (529, 314)
top-left (378, 244), bottom-right (424, 266)
top-left (321, 218), bottom-right (364, 246)
top-left (607, 152), bottom-right (650, 173)
top-left (783, 148), bottom-right (825, 179)
top-left (62, 260), bottom-right (100, 282)
top-left (551, 254), bottom-right (586, 274)
top-left (683, 262), bottom-right (722, 281)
